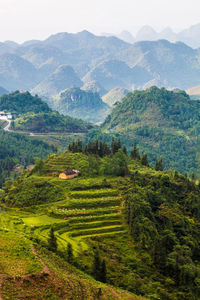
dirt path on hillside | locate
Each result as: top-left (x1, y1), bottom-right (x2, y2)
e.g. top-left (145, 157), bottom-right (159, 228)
top-left (0, 245), bottom-right (50, 300)
top-left (30, 245), bottom-right (50, 275)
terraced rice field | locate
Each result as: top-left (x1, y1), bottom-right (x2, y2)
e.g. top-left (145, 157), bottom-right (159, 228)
top-left (0, 182), bottom-right (126, 255)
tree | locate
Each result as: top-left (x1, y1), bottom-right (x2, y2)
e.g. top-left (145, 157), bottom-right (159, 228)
top-left (100, 259), bottom-right (107, 283)
top-left (33, 159), bottom-right (44, 175)
top-left (48, 227), bottom-right (57, 252)
top-left (155, 158), bottom-right (163, 171)
top-left (130, 142), bottom-right (140, 160)
top-left (191, 173), bottom-right (196, 182)
top-left (67, 242), bottom-right (73, 263)
top-left (122, 145), bottom-right (127, 155)
top-left (92, 250), bottom-right (101, 281)
top-left (92, 250), bottom-right (107, 283)
top-left (141, 154), bottom-right (149, 166)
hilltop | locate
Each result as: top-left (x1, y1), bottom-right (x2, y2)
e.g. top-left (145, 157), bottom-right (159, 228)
top-left (0, 86), bottom-right (8, 96)
top-left (187, 85), bottom-right (200, 97)
top-left (0, 90), bottom-right (51, 114)
top-left (54, 87), bottom-right (110, 123)
top-left (82, 80), bottom-right (107, 96)
top-left (32, 65), bottom-right (83, 101)
top-left (0, 53), bottom-right (39, 90)
top-left (101, 87), bottom-right (200, 175)
top-left (82, 60), bottom-right (151, 91)
top-left (102, 87), bottom-right (129, 107)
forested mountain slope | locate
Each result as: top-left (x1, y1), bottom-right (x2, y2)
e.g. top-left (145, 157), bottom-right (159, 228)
top-left (0, 90), bottom-right (51, 114)
top-left (101, 87), bottom-right (200, 175)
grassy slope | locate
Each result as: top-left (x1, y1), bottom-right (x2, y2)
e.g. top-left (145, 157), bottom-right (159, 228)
top-left (0, 230), bottom-right (143, 300)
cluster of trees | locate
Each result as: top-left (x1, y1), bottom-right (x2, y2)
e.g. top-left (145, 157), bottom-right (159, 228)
top-left (68, 139), bottom-right (151, 166)
top-left (68, 139), bottom-right (165, 176)
top-left (68, 138), bottom-right (124, 157)
top-left (124, 170), bottom-right (200, 298)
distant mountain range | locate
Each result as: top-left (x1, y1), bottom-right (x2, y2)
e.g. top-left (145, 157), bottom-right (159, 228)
top-left (0, 28), bottom-right (200, 121)
top-left (187, 85), bottom-right (200, 96)
top-left (105, 23), bottom-right (200, 49)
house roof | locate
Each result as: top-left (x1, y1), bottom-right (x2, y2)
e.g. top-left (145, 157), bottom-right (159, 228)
top-left (61, 169), bottom-right (79, 175)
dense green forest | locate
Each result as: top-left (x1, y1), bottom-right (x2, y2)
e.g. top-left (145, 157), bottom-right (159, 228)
top-left (12, 111), bottom-right (94, 133)
top-left (0, 130), bottom-right (55, 187)
top-left (0, 91), bottom-right (51, 114)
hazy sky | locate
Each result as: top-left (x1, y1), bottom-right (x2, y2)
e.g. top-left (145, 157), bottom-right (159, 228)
top-left (0, 0), bottom-right (200, 43)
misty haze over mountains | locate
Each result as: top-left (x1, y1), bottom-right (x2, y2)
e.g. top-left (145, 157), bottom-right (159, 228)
top-left (0, 23), bottom-right (200, 109)
top-left (105, 23), bottom-right (200, 49)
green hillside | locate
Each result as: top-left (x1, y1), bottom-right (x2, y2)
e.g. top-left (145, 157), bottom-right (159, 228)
top-left (101, 86), bottom-right (200, 175)
top-left (0, 230), bottom-right (140, 300)
top-left (0, 90), bottom-right (51, 114)
top-left (12, 111), bottom-right (94, 133)
top-left (2, 147), bottom-right (200, 298)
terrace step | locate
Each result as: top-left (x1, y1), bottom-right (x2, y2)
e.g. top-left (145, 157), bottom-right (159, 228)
top-left (69, 220), bottom-right (122, 231)
top-left (69, 213), bottom-right (121, 223)
top-left (52, 207), bottom-right (121, 218)
top-left (74, 230), bottom-right (126, 239)
top-left (69, 225), bottom-right (124, 237)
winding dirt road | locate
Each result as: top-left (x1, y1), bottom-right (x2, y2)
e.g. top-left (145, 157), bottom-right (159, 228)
top-left (0, 116), bottom-right (11, 131)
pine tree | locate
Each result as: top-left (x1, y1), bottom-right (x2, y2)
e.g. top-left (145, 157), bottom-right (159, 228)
top-left (92, 250), bottom-right (101, 281)
top-left (191, 173), bottom-right (196, 182)
top-left (116, 138), bottom-right (121, 151)
top-left (141, 154), bottom-right (148, 166)
top-left (77, 140), bottom-right (83, 152)
top-left (100, 259), bottom-right (107, 283)
top-left (95, 140), bottom-right (99, 155)
top-left (67, 242), bottom-right (73, 263)
top-left (130, 142), bottom-right (140, 160)
top-left (48, 227), bottom-right (57, 252)
top-left (99, 141), bottom-right (103, 157)
top-left (111, 138), bottom-right (115, 155)
top-left (122, 145), bottom-right (127, 155)
top-left (155, 158), bottom-right (163, 171)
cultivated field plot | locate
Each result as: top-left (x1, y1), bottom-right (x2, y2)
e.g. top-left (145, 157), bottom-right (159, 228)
top-left (0, 178), bottom-right (126, 255)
